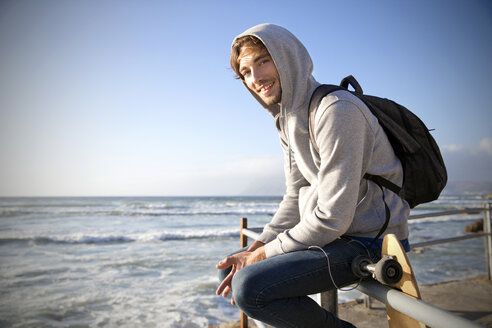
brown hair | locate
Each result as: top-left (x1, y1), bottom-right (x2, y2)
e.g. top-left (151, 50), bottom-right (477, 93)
top-left (230, 35), bottom-right (266, 80)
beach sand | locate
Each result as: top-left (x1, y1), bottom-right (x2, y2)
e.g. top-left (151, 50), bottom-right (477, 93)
top-left (211, 276), bottom-right (492, 328)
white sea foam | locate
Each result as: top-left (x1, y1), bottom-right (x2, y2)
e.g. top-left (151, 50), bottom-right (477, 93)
top-left (0, 228), bottom-right (241, 245)
top-left (0, 205), bottom-right (278, 217)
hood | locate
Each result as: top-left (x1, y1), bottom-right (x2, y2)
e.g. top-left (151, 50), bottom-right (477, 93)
top-left (232, 23), bottom-right (318, 117)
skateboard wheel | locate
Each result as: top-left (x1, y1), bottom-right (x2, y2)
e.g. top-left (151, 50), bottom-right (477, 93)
top-left (374, 256), bottom-right (403, 285)
top-left (351, 255), bottom-right (373, 278)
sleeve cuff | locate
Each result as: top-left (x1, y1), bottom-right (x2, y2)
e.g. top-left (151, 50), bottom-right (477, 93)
top-left (257, 230), bottom-right (279, 245)
top-left (264, 238), bottom-right (284, 258)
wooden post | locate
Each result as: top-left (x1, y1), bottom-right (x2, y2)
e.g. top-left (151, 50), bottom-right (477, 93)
top-left (363, 294), bottom-right (372, 309)
top-left (240, 217), bottom-right (248, 328)
top-left (320, 290), bottom-right (338, 317)
top-left (240, 217), bottom-right (248, 249)
top-left (483, 202), bottom-right (492, 280)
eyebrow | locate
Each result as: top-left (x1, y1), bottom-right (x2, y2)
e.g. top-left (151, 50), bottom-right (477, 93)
top-left (239, 52), bottom-right (271, 74)
top-left (253, 53), bottom-right (271, 64)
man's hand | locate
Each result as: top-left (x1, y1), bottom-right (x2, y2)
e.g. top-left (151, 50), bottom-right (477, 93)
top-left (215, 245), bottom-right (266, 305)
top-left (247, 240), bottom-right (265, 252)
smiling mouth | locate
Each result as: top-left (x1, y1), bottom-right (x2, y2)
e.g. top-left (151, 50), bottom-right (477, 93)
top-left (258, 82), bottom-right (274, 95)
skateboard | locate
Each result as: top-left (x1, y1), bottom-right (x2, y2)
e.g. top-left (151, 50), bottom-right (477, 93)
top-left (351, 234), bottom-right (426, 328)
top-left (382, 234), bottom-right (426, 328)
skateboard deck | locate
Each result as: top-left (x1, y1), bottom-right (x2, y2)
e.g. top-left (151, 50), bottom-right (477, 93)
top-left (382, 234), bottom-right (426, 328)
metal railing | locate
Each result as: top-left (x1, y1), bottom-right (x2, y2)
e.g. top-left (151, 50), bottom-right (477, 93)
top-left (236, 202), bottom-right (491, 328)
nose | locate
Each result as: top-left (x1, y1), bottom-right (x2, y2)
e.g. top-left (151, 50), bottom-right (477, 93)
top-left (250, 67), bottom-right (263, 84)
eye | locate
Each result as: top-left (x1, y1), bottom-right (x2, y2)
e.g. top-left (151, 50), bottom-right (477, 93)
top-left (242, 70), bottom-right (251, 78)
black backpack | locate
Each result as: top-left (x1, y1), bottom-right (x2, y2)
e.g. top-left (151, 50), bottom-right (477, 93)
top-left (308, 75), bottom-right (448, 210)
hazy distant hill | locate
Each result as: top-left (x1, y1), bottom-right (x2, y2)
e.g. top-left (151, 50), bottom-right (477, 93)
top-left (241, 181), bottom-right (492, 197)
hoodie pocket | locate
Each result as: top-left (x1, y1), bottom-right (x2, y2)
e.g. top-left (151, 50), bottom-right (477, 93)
top-left (351, 181), bottom-right (387, 234)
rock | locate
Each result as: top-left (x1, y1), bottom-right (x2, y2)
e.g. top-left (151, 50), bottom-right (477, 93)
top-left (413, 247), bottom-right (430, 254)
top-left (465, 219), bottom-right (483, 233)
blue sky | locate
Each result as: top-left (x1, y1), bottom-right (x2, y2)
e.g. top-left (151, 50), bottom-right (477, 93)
top-left (0, 0), bottom-right (491, 196)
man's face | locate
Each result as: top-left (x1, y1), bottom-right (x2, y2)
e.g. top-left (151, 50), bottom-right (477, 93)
top-left (238, 48), bottom-right (281, 106)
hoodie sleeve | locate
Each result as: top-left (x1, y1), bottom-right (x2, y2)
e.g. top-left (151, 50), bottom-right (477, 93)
top-left (257, 134), bottom-right (310, 245)
top-left (264, 97), bottom-right (376, 257)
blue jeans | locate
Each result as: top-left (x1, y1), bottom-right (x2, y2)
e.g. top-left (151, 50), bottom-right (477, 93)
top-left (218, 238), bottom-right (380, 328)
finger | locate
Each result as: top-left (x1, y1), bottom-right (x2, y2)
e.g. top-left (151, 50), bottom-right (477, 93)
top-left (231, 294), bottom-right (236, 306)
top-left (216, 256), bottom-right (235, 269)
top-left (216, 277), bottom-right (231, 296)
top-left (216, 267), bottom-right (235, 295)
top-left (222, 285), bottom-right (232, 298)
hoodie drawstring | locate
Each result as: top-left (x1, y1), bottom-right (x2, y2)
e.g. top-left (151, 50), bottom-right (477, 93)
top-left (282, 109), bottom-right (293, 172)
top-left (288, 139), bottom-right (292, 172)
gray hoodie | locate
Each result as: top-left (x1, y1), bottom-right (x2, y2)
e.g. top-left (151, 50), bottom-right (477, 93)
top-left (233, 23), bottom-right (410, 258)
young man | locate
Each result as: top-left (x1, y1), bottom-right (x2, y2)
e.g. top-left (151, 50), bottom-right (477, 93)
top-left (216, 23), bottom-right (410, 328)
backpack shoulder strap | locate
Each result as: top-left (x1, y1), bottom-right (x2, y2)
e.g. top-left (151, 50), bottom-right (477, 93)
top-left (308, 84), bottom-right (343, 153)
top-left (363, 173), bottom-right (402, 196)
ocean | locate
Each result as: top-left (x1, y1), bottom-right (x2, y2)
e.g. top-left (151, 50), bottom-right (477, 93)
top-left (0, 195), bottom-right (489, 327)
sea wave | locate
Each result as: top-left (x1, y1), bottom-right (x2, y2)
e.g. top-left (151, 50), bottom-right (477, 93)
top-left (411, 204), bottom-right (460, 212)
top-left (0, 208), bottom-right (276, 218)
top-left (408, 214), bottom-right (480, 224)
top-left (0, 229), bottom-right (240, 245)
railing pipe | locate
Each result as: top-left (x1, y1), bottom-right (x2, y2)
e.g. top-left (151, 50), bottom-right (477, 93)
top-left (409, 208), bottom-right (483, 220)
top-left (241, 228), bottom-right (261, 240)
top-left (357, 280), bottom-right (484, 328)
top-left (237, 202), bottom-right (492, 327)
top-left (410, 232), bottom-right (490, 249)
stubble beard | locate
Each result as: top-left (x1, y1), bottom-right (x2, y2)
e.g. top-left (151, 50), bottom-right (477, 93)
top-left (262, 86), bottom-right (282, 106)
